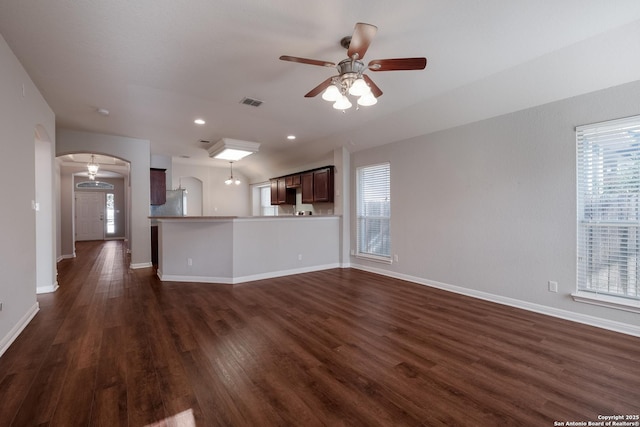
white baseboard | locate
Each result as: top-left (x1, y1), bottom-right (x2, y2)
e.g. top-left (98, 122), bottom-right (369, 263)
top-left (351, 264), bottom-right (640, 338)
top-left (130, 262), bottom-right (153, 269)
top-left (58, 253), bottom-right (75, 262)
top-left (36, 281), bottom-right (59, 294)
top-left (231, 263), bottom-right (341, 284)
top-left (0, 302), bottom-right (39, 358)
top-left (158, 271), bottom-right (233, 285)
top-left (158, 263), bottom-right (342, 285)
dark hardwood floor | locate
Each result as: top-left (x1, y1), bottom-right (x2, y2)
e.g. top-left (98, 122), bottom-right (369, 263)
top-left (0, 240), bottom-right (639, 426)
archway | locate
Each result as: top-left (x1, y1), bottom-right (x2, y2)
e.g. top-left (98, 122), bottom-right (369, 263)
top-left (57, 153), bottom-right (131, 259)
top-left (178, 176), bottom-right (203, 216)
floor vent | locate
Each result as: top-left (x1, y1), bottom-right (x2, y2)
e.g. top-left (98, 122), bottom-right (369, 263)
top-left (240, 97), bottom-right (263, 107)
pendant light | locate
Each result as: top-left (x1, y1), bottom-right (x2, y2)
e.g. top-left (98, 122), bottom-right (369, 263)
top-left (224, 161), bottom-right (241, 186)
top-left (87, 154), bottom-right (99, 179)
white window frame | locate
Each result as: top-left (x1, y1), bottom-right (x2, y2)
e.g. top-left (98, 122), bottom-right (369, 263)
top-left (259, 184), bottom-right (277, 216)
top-left (356, 162), bottom-right (391, 263)
top-left (574, 115), bottom-right (640, 313)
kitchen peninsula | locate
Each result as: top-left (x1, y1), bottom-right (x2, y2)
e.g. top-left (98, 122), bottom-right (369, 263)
top-left (155, 215), bottom-right (341, 284)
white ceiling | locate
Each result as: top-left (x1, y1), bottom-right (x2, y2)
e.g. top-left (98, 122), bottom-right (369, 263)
top-left (2, 1), bottom-right (640, 181)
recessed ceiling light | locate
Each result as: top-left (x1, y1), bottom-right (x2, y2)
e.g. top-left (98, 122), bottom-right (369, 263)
top-left (287, 135), bottom-right (296, 140)
top-left (194, 118), bottom-right (206, 125)
top-left (97, 108), bottom-right (110, 116)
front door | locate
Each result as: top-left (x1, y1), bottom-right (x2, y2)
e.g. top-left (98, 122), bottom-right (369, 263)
top-left (75, 192), bottom-right (105, 241)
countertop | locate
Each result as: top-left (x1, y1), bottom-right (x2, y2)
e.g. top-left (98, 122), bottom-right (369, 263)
top-left (150, 215), bottom-right (340, 224)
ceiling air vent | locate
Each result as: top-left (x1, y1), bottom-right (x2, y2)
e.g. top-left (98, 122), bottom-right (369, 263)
top-left (240, 97), bottom-right (263, 107)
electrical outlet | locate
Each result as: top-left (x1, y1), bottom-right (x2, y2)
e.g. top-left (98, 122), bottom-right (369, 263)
top-left (298, 254), bottom-right (302, 261)
top-left (394, 254), bottom-right (399, 262)
top-left (187, 258), bottom-right (193, 266)
top-left (350, 249), bottom-right (355, 256)
top-left (548, 281), bottom-right (558, 293)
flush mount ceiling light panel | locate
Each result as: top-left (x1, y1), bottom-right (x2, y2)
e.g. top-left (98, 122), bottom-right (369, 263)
top-left (207, 138), bottom-right (260, 161)
top-left (279, 22), bottom-right (427, 111)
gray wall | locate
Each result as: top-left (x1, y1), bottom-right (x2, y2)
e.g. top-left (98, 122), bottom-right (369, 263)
top-left (0, 34), bottom-right (55, 354)
top-left (351, 79), bottom-right (640, 331)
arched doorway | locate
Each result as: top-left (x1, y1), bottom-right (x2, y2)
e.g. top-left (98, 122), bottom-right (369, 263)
top-left (57, 153), bottom-right (130, 259)
top-left (178, 176), bottom-right (203, 216)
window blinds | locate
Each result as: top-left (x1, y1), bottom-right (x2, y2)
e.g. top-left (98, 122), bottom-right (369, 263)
top-left (356, 163), bottom-right (391, 259)
top-left (576, 115), bottom-right (640, 300)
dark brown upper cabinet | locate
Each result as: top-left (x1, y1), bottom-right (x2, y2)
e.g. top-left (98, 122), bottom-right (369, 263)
top-left (270, 177), bottom-right (295, 205)
top-left (285, 174), bottom-right (301, 188)
top-left (312, 168), bottom-right (334, 203)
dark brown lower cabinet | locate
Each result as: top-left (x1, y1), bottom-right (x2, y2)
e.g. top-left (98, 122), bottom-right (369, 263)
top-left (151, 225), bottom-right (158, 265)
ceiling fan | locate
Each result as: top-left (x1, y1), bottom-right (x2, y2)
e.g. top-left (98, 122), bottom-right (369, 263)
top-left (280, 22), bottom-right (427, 109)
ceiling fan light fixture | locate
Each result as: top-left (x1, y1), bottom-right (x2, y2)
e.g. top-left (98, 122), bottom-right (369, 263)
top-left (348, 77), bottom-right (370, 97)
top-left (280, 23), bottom-right (426, 112)
top-left (321, 85), bottom-right (341, 101)
top-left (357, 91), bottom-right (378, 107)
top-left (333, 95), bottom-right (352, 110)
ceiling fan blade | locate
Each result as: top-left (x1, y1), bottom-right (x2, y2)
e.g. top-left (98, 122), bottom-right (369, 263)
top-left (279, 55), bottom-right (335, 68)
top-left (368, 57), bottom-right (427, 71)
top-left (347, 23), bottom-right (377, 60)
top-left (363, 74), bottom-right (383, 98)
top-left (304, 77), bottom-right (337, 97)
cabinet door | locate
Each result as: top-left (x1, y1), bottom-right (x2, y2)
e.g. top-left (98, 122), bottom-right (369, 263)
top-left (301, 172), bottom-right (314, 203)
top-left (150, 169), bottom-right (166, 205)
top-left (285, 174), bottom-right (301, 188)
top-left (313, 168), bottom-right (334, 202)
top-left (277, 178), bottom-right (289, 204)
top-left (270, 180), bottom-right (279, 205)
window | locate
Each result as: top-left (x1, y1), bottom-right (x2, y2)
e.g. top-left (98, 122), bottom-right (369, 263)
top-left (576, 115), bottom-right (640, 308)
top-left (357, 162), bottom-right (391, 261)
top-left (106, 193), bottom-right (115, 234)
top-left (76, 181), bottom-right (114, 190)
top-left (260, 185), bottom-right (277, 216)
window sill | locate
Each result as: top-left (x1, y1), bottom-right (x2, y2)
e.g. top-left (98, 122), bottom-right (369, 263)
top-left (571, 291), bottom-right (640, 314)
top-left (354, 253), bottom-right (392, 265)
